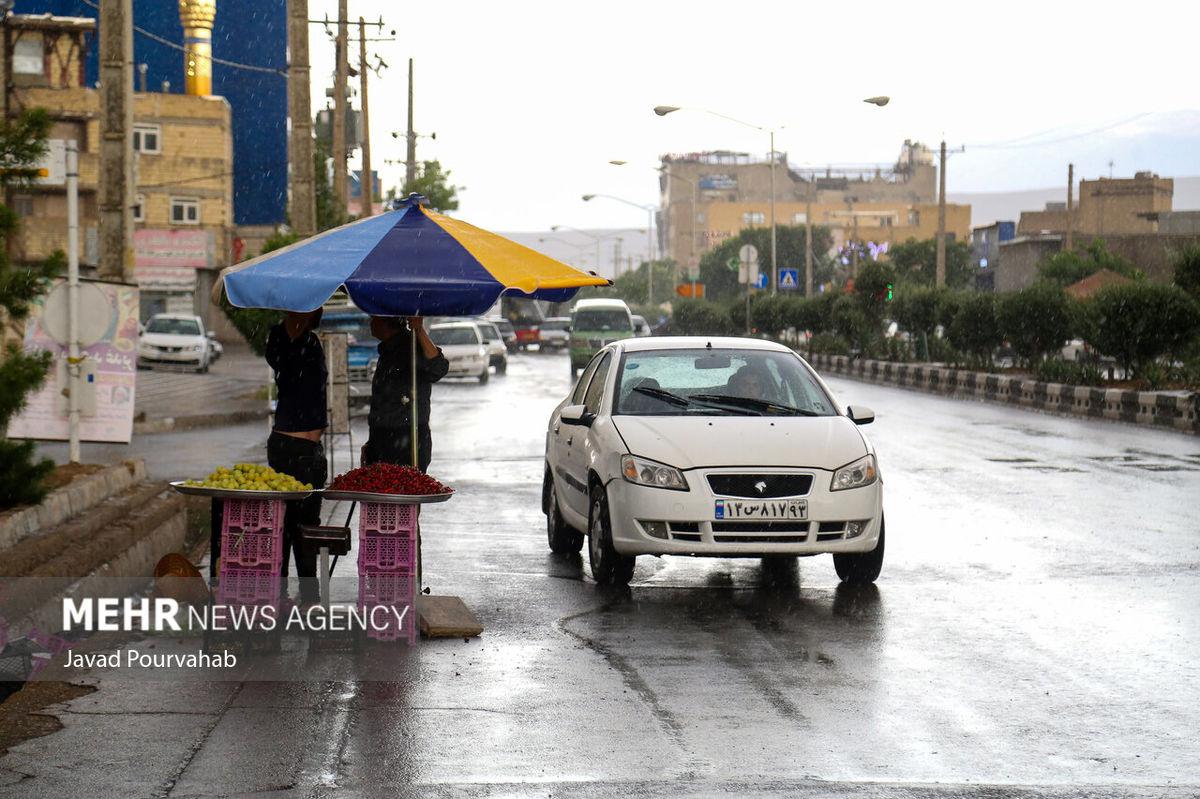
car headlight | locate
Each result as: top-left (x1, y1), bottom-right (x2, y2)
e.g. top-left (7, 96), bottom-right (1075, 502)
top-left (621, 455), bottom-right (688, 491)
top-left (193, 344), bottom-right (205, 352)
top-left (831, 454), bottom-right (878, 491)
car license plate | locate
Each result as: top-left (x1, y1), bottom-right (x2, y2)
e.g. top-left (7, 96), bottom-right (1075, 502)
top-left (714, 499), bottom-right (808, 520)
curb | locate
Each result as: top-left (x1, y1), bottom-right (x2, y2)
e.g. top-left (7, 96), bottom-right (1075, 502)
top-left (0, 460), bottom-right (146, 553)
top-left (809, 353), bottom-right (1200, 436)
top-left (133, 407), bottom-right (269, 435)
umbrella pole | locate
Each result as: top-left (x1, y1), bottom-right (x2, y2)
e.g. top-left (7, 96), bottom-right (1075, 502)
top-left (411, 325), bottom-right (422, 589)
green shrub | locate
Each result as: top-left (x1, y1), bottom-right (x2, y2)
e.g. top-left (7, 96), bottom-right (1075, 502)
top-left (996, 283), bottom-right (1075, 365)
top-left (947, 293), bottom-right (1001, 368)
top-left (1038, 238), bottom-right (1142, 287)
top-left (1034, 358), bottom-right (1105, 386)
top-left (1173, 244), bottom-right (1200, 302)
top-left (809, 333), bottom-right (851, 356)
top-left (831, 294), bottom-right (879, 355)
top-left (672, 299), bottom-right (733, 336)
top-left (1085, 282), bottom-right (1200, 379)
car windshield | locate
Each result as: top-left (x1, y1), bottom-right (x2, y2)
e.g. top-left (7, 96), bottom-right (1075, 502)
top-left (479, 324), bottom-right (498, 341)
top-left (614, 348), bottom-right (836, 417)
top-left (541, 320), bottom-right (569, 331)
top-left (145, 318), bottom-right (200, 335)
top-left (574, 309), bottom-right (631, 332)
top-left (430, 326), bottom-right (478, 346)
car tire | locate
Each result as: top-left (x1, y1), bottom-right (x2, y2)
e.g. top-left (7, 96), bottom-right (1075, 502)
top-left (588, 483), bottom-right (635, 585)
top-left (496, 357), bottom-right (507, 375)
top-left (833, 516), bottom-right (884, 585)
top-left (197, 361), bottom-right (209, 374)
top-left (478, 366), bottom-right (489, 384)
top-left (545, 472), bottom-right (583, 553)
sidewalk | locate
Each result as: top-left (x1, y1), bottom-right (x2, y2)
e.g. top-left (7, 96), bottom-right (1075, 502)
top-left (134, 345), bottom-right (271, 433)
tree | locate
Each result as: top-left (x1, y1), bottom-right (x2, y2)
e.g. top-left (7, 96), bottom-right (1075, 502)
top-left (886, 237), bottom-right (974, 289)
top-left (1173, 244), bottom-right (1200, 302)
top-left (671, 299), bottom-right (732, 335)
top-left (697, 225), bottom-right (834, 303)
top-left (947, 293), bottom-right (1001, 368)
top-left (831, 295), bottom-right (876, 355)
top-left (0, 109), bottom-right (63, 509)
top-left (576, 259), bottom-right (676, 311)
top-left (1086, 283), bottom-right (1200, 378)
top-left (996, 283), bottom-right (1075, 365)
top-left (400, 159), bottom-right (460, 213)
top-left (1037, 238), bottom-right (1142, 287)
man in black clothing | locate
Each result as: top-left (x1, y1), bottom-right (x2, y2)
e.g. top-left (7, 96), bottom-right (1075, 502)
top-left (363, 316), bottom-right (449, 472)
top-left (263, 310), bottom-right (328, 604)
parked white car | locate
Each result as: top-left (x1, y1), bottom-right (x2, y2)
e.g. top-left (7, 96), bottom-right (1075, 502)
top-left (429, 321), bottom-right (490, 383)
top-left (539, 317), bottom-right (571, 350)
top-left (138, 313), bottom-right (214, 373)
top-left (542, 336), bottom-right (884, 585)
top-left (474, 318), bottom-right (509, 375)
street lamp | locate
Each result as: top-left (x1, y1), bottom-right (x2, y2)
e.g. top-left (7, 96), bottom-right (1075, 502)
top-left (582, 194), bottom-right (657, 305)
top-left (609, 160), bottom-right (699, 295)
top-left (549, 224), bottom-right (630, 278)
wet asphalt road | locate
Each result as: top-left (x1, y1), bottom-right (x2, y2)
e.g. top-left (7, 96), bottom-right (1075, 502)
top-left (6, 349), bottom-right (1200, 798)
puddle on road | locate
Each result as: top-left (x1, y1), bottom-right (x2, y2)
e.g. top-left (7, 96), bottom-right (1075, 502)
top-left (986, 457), bottom-right (1038, 463)
top-left (1014, 465), bottom-right (1085, 473)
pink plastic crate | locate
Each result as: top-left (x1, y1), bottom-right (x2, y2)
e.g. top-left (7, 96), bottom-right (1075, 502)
top-left (357, 568), bottom-right (416, 607)
top-left (222, 498), bottom-right (285, 533)
top-left (359, 502), bottom-right (418, 536)
top-left (357, 534), bottom-right (416, 572)
top-left (358, 601), bottom-right (418, 643)
top-left (215, 567), bottom-right (281, 607)
top-left (221, 527), bottom-right (284, 569)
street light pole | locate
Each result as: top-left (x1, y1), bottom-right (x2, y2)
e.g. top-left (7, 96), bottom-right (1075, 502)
top-left (769, 129), bottom-right (777, 295)
top-left (581, 194), bottom-right (657, 304)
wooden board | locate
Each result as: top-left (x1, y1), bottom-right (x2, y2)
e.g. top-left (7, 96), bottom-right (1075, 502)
top-left (417, 595), bottom-right (483, 638)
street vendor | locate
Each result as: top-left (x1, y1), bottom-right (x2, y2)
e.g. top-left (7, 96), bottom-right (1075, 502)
top-left (363, 316), bottom-right (448, 472)
top-left (263, 309), bottom-right (328, 605)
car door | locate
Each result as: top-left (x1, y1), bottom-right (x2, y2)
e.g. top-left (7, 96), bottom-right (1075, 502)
top-left (562, 350), bottom-right (612, 518)
top-left (552, 351), bottom-right (603, 519)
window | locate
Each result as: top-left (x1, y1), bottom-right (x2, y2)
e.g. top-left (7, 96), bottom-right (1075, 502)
top-left (132, 194), bottom-right (146, 223)
top-left (145, 317), bottom-right (201, 335)
top-left (742, 211), bottom-right (765, 225)
top-left (572, 352), bottom-right (605, 404)
top-left (908, 209), bottom-right (920, 226)
top-left (170, 197), bottom-right (200, 225)
top-left (583, 352), bottom-right (613, 414)
top-left (572, 308), bottom-right (632, 333)
top-left (429, 325), bottom-right (480, 346)
top-left (12, 37), bottom-right (44, 76)
top-left (133, 124), bottom-right (161, 154)
top-left (12, 196), bottom-right (34, 217)
top-left (792, 212), bottom-right (808, 224)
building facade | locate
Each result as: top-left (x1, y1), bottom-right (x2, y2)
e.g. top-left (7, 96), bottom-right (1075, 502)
top-left (4, 14), bottom-right (235, 330)
top-left (658, 141), bottom-right (966, 269)
top-left (1018, 172), bottom-right (1174, 237)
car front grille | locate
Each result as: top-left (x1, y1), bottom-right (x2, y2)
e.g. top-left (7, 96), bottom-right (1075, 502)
top-left (707, 474), bottom-right (813, 498)
top-left (348, 366), bottom-right (370, 382)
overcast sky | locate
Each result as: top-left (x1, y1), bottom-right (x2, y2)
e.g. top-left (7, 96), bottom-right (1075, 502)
top-left (308, 0), bottom-right (1200, 231)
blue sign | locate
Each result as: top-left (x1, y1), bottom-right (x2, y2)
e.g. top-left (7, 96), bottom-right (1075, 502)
top-left (755, 272), bottom-right (768, 289)
top-left (778, 269), bottom-right (799, 290)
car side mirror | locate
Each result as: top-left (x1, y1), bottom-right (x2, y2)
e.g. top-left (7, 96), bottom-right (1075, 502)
top-left (846, 405), bottom-right (875, 425)
top-left (560, 404), bottom-right (594, 427)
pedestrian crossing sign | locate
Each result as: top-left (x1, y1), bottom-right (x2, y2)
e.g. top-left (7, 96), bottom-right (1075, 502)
top-left (779, 269), bottom-right (799, 290)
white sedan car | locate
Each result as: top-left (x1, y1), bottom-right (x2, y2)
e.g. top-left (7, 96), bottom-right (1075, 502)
top-left (543, 337), bottom-right (884, 586)
top-left (138, 313), bottom-right (213, 373)
top-left (429, 321), bottom-right (490, 383)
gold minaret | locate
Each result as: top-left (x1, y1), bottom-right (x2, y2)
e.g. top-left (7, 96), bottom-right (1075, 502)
top-left (178, 0), bottom-right (217, 95)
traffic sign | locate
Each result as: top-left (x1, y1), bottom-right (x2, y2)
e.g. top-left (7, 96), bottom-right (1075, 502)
top-left (726, 256), bottom-right (740, 272)
top-left (754, 272), bottom-right (768, 289)
top-left (738, 244), bottom-right (759, 265)
top-left (778, 269), bottom-right (799, 291)
top-left (676, 283), bottom-right (705, 298)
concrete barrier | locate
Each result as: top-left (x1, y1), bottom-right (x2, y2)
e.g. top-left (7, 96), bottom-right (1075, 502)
top-left (808, 353), bottom-right (1199, 436)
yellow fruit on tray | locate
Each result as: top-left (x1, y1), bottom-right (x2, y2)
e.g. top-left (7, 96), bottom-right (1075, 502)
top-left (187, 463), bottom-right (312, 492)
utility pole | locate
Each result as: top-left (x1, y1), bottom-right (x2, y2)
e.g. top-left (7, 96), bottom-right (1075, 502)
top-left (98, 0), bottom-right (134, 282)
top-left (287, 0), bottom-right (315, 235)
top-left (357, 16), bottom-right (373, 217)
top-left (804, 175), bottom-right (814, 296)
top-left (332, 0), bottom-right (348, 213)
top-left (66, 140), bottom-right (80, 463)
top-left (405, 58), bottom-right (416, 189)
top-left (1065, 162), bottom-right (1075, 252)
top-left (769, 130), bottom-right (777, 294)
top-left (935, 139), bottom-right (947, 288)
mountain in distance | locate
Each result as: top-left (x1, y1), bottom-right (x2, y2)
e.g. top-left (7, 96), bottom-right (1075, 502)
top-left (952, 177), bottom-right (1200, 229)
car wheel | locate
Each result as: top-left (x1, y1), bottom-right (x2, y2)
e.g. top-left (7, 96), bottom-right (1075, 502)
top-left (496, 357), bottom-right (507, 375)
top-left (833, 516), bottom-right (884, 585)
top-left (545, 471), bottom-right (583, 553)
top-left (197, 360), bottom-right (209, 374)
top-left (478, 365), bottom-right (489, 384)
top-left (588, 483), bottom-right (635, 585)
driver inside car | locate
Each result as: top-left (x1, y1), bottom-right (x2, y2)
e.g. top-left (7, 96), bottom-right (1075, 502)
top-left (724, 365), bottom-right (771, 400)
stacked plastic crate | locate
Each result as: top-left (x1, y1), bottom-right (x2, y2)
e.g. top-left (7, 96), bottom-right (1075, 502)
top-left (357, 502), bottom-right (419, 644)
top-left (216, 499), bottom-right (285, 622)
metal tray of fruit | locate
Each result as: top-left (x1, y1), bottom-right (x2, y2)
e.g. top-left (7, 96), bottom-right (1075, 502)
top-left (320, 489), bottom-right (454, 504)
top-left (169, 481), bottom-right (316, 500)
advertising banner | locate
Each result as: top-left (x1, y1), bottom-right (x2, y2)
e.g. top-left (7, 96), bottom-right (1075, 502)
top-left (134, 229), bottom-right (211, 290)
top-left (6, 280), bottom-right (139, 444)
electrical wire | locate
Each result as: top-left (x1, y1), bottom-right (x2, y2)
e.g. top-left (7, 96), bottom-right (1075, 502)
top-left (966, 113), bottom-right (1153, 150)
top-left (78, 0), bottom-right (286, 77)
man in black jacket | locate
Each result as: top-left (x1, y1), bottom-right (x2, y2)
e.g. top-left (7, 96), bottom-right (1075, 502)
top-left (363, 316), bottom-right (449, 472)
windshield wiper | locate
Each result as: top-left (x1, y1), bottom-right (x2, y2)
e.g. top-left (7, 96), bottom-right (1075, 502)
top-left (632, 386), bottom-right (691, 407)
top-left (689, 393), bottom-right (819, 416)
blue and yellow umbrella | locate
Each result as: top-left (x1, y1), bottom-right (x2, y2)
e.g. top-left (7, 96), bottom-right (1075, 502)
top-left (216, 194), bottom-right (609, 315)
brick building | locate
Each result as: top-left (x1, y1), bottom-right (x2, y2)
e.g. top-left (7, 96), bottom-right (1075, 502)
top-left (1018, 172), bottom-right (1174, 237)
top-left (658, 141), bottom-right (969, 270)
top-left (3, 13), bottom-right (236, 334)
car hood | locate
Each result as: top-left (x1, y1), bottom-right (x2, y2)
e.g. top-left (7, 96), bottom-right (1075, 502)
top-left (611, 415), bottom-right (867, 471)
top-left (142, 332), bottom-right (202, 347)
top-left (439, 343), bottom-right (482, 358)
